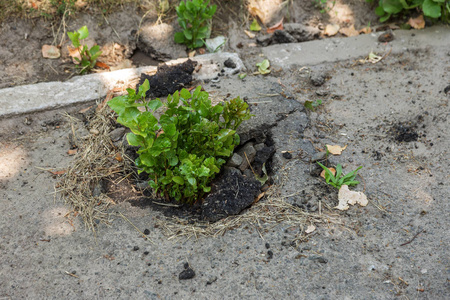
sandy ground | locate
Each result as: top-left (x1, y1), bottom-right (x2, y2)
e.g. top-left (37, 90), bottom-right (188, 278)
top-left (1, 2), bottom-right (449, 299)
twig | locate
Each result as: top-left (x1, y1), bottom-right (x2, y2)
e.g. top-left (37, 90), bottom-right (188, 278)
top-left (400, 229), bottom-right (424, 246)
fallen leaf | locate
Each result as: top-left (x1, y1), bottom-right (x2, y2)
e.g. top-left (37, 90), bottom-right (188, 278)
top-left (407, 15), bottom-right (425, 29)
top-left (367, 51), bottom-right (383, 63)
top-left (197, 47), bottom-right (206, 55)
top-left (42, 45), bottom-right (60, 59)
top-left (244, 30), bottom-right (256, 39)
top-left (324, 24), bottom-right (340, 36)
top-left (247, 0), bottom-right (282, 25)
top-left (95, 61), bottom-right (110, 69)
top-left (320, 167), bottom-right (336, 179)
top-left (31, 1), bottom-right (38, 9)
top-left (326, 144), bottom-right (347, 155)
top-left (48, 169), bottom-right (66, 176)
top-left (114, 153), bottom-right (123, 162)
top-left (267, 18), bottom-right (284, 34)
top-left (250, 19), bottom-right (261, 32)
top-left (305, 224), bottom-right (316, 234)
top-left (188, 50), bottom-right (196, 58)
top-left (67, 149), bottom-right (78, 156)
top-left (67, 46), bottom-right (81, 64)
top-left (336, 185), bottom-right (368, 211)
top-left (339, 25), bottom-right (359, 37)
top-left (359, 27), bottom-right (372, 34)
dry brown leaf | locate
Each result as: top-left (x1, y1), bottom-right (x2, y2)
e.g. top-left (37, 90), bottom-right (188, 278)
top-left (336, 185), bottom-right (368, 211)
top-left (407, 15), bottom-right (425, 29)
top-left (320, 167), bottom-right (336, 179)
top-left (67, 46), bottom-right (81, 64)
top-left (42, 45), bottom-right (60, 59)
top-left (67, 149), bottom-right (78, 156)
top-left (339, 25), bottom-right (359, 37)
top-left (244, 30), bottom-right (256, 39)
top-left (95, 61), bottom-right (110, 70)
top-left (247, 0), bottom-right (282, 25)
top-left (48, 169), bottom-right (66, 176)
top-left (188, 50), bottom-right (196, 58)
top-left (267, 18), bottom-right (284, 34)
top-left (324, 24), bottom-right (340, 36)
top-left (114, 153), bottom-right (123, 162)
top-left (359, 27), bottom-right (372, 34)
top-left (326, 144), bottom-right (347, 155)
top-left (305, 224), bottom-right (316, 234)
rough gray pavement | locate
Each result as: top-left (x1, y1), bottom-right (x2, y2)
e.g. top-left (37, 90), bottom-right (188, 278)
top-left (1, 27), bottom-right (449, 299)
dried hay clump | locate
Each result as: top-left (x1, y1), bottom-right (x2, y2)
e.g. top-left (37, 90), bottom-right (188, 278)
top-left (156, 165), bottom-right (342, 242)
top-left (58, 103), bottom-right (135, 232)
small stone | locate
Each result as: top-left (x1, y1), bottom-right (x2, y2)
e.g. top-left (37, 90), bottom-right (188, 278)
top-left (282, 152), bottom-right (293, 159)
top-left (256, 34), bottom-right (272, 47)
top-left (133, 246), bottom-right (139, 251)
top-left (378, 30), bottom-right (394, 43)
top-left (109, 127), bottom-right (126, 142)
top-left (224, 58), bottom-right (236, 69)
top-left (238, 143), bottom-right (256, 171)
top-left (243, 169), bottom-right (253, 178)
top-left (143, 229), bottom-right (150, 235)
top-left (267, 250), bottom-right (273, 259)
top-left (273, 30), bottom-right (297, 44)
top-left (206, 276), bottom-right (217, 285)
top-left (179, 268), bottom-right (195, 280)
top-left (311, 152), bottom-right (326, 162)
top-left (265, 242), bottom-right (270, 249)
top-left (227, 153), bottom-right (243, 168)
top-left (311, 73), bottom-right (326, 86)
top-left (254, 143), bottom-right (265, 152)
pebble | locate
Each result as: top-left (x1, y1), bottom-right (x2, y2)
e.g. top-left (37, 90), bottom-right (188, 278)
top-left (179, 267), bottom-right (195, 280)
top-left (206, 276), bottom-right (218, 285)
top-left (109, 127), bottom-right (126, 142)
top-left (227, 153), bottom-right (243, 168)
top-left (311, 152), bottom-right (326, 162)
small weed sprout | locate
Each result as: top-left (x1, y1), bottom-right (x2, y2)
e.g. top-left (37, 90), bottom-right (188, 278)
top-left (67, 26), bottom-right (102, 74)
top-left (317, 162), bottom-right (362, 189)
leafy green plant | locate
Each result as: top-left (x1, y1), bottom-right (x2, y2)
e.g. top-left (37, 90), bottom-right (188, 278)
top-left (374, 0), bottom-right (450, 23)
top-left (304, 99), bottom-right (323, 111)
top-left (108, 80), bottom-right (252, 203)
top-left (317, 162), bottom-right (362, 189)
top-left (174, 0), bottom-right (217, 49)
top-left (67, 26), bottom-right (102, 74)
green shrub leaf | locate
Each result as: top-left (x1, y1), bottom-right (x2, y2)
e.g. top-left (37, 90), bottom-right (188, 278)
top-left (422, 0), bottom-right (441, 18)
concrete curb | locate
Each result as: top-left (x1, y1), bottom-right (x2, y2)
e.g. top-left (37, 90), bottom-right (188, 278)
top-left (0, 52), bottom-right (244, 118)
top-left (263, 25), bottom-right (450, 68)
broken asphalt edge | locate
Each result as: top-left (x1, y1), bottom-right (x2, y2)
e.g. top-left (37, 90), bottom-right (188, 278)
top-left (1, 26), bottom-right (448, 119)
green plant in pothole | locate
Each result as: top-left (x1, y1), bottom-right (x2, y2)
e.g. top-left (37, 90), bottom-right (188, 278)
top-left (371, 0), bottom-right (450, 23)
top-left (67, 26), bottom-right (102, 74)
top-left (304, 99), bottom-right (323, 111)
top-left (317, 162), bottom-right (362, 189)
top-left (174, 0), bottom-right (217, 49)
top-left (108, 80), bottom-right (252, 204)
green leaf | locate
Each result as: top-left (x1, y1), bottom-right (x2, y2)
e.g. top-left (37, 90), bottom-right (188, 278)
top-left (335, 164), bottom-right (342, 179)
top-left (212, 104), bottom-right (223, 114)
top-left (250, 19), bottom-right (261, 31)
top-left (67, 31), bottom-right (80, 48)
top-left (379, 13), bottom-right (392, 22)
top-left (147, 99), bottom-right (162, 111)
top-left (238, 73), bottom-right (247, 79)
top-left (180, 88), bottom-right (192, 100)
top-left (256, 59), bottom-right (271, 74)
top-left (126, 132), bottom-right (143, 146)
top-left (422, 0), bottom-right (441, 18)
top-left (138, 79), bottom-right (150, 97)
top-left (382, 0), bottom-right (404, 14)
top-left (183, 29), bottom-right (193, 40)
top-left (173, 176), bottom-right (185, 185)
top-left (77, 26), bottom-right (89, 40)
top-left (174, 31), bottom-right (186, 44)
top-left (375, 6), bottom-right (386, 16)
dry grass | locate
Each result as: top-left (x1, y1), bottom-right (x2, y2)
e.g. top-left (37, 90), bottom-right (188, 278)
top-left (57, 102), bottom-right (136, 232)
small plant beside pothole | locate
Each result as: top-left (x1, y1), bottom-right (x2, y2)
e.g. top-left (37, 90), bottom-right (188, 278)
top-left (108, 79), bottom-right (252, 204)
top-left (174, 0), bottom-right (217, 49)
top-left (317, 162), bottom-right (362, 189)
top-left (67, 26), bottom-right (102, 74)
